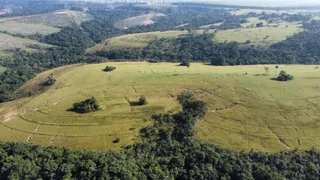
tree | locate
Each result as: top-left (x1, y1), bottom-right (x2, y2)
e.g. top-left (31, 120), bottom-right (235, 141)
top-left (264, 66), bottom-right (270, 75)
top-left (275, 65), bottom-right (279, 77)
top-left (276, 70), bottom-right (294, 81)
top-left (103, 66), bottom-right (116, 72)
top-left (69, 97), bottom-right (100, 113)
top-left (129, 95), bottom-right (148, 106)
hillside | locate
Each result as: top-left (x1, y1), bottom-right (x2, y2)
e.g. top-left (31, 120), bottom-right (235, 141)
top-left (0, 62), bottom-right (319, 152)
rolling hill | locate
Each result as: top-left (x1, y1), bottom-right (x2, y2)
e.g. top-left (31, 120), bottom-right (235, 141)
top-left (0, 62), bottom-right (319, 152)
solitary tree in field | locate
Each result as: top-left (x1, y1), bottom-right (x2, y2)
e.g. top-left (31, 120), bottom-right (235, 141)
top-left (275, 65), bottom-right (279, 77)
top-left (264, 66), bottom-right (270, 75)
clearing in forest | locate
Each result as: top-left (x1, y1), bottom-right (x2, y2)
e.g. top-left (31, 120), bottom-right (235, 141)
top-left (115, 13), bottom-right (166, 29)
top-left (0, 62), bottom-right (319, 152)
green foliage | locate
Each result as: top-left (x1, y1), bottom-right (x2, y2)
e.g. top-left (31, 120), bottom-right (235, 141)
top-left (179, 60), bottom-right (190, 67)
top-left (69, 97), bottom-right (100, 114)
top-left (113, 138), bottom-right (120, 143)
top-left (129, 95), bottom-right (148, 106)
top-left (103, 66), bottom-right (116, 72)
top-left (41, 77), bottom-right (56, 86)
top-left (276, 70), bottom-right (294, 81)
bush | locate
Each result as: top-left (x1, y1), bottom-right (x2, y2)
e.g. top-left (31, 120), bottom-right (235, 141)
top-left (276, 70), bottom-right (294, 81)
top-left (69, 97), bottom-right (100, 113)
top-left (180, 60), bottom-right (190, 67)
top-left (113, 138), bottom-right (120, 143)
top-left (129, 95), bottom-right (148, 106)
top-left (42, 77), bottom-right (56, 86)
top-left (103, 66), bottom-right (116, 72)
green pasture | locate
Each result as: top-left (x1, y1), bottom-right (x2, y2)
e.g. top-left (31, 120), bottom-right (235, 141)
top-left (0, 62), bottom-right (320, 152)
top-left (0, 21), bottom-right (60, 35)
top-left (86, 30), bottom-right (191, 52)
top-left (0, 32), bottom-right (52, 51)
top-left (0, 10), bottom-right (92, 28)
top-left (215, 22), bottom-right (302, 47)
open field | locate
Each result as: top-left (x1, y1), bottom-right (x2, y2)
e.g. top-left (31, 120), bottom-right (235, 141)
top-left (231, 9), bottom-right (320, 15)
top-left (0, 21), bottom-right (60, 35)
top-left (0, 62), bottom-right (320, 152)
top-left (0, 10), bottom-right (92, 28)
top-left (88, 22), bottom-right (301, 53)
top-left (0, 32), bottom-right (52, 51)
top-left (215, 22), bottom-right (303, 47)
top-left (115, 13), bottom-right (166, 29)
top-left (86, 30), bottom-right (191, 52)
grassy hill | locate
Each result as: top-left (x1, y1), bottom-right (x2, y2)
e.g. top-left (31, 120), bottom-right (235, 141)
top-left (0, 62), bottom-right (319, 152)
top-left (115, 13), bottom-right (166, 29)
top-left (215, 22), bottom-right (302, 47)
top-left (86, 30), bottom-right (191, 52)
top-left (87, 21), bottom-right (302, 53)
top-left (0, 32), bottom-right (52, 51)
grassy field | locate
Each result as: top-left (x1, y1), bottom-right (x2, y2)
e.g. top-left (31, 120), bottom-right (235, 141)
top-left (0, 21), bottom-right (60, 35)
top-left (0, 62), bottom-right (319, 152)
top-left (0, 10), bottom-right (92, 28)
top-left (215, 22), bottom-right (302, 47)
top-left (115, 13), bottom-right (166, 29)
top-left (231, 9), bottom-right (320, 15)
top-left (0, 32), bottom-right (52, 51)
top-left (86, 30), bottom-right (191, 52)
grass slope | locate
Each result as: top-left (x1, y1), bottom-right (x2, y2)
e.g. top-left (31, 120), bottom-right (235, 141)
top-left (115, 13), bottom-right (166, 29)
top-left (215, 22), bottom-right (302, 47)
top-left (88, 21), bottom-right (302, 53)
top-left (0, 62), bottom-right (319, 152)
top-left (0, 10), bottom-right (92, 28)
top-left (0, 21), bottom-right (60, 35)
top-left (0, 32), bottom-right (52, 50)
top-left (86, 30), bottom-right (190, 52)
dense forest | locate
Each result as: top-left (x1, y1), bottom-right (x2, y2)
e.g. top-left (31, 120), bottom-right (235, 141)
top-left (0, 93), bottom-right (319, 179)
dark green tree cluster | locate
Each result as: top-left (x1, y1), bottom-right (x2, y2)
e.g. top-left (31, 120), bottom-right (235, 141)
top-left (276, 70), bottom-right (294, 81)
top-left (69, 97), bottom-right (100, 113)
top-left (41, 77), bottom-right (56, 86)
top-left (103, 66), bottom-right (116, 72)
top-left (129, 95), bottom-right (148, 106)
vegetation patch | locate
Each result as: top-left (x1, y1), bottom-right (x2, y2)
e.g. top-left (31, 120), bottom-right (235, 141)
top-left (103, 66), bottom-right (116, 72)
top-left (41, 77), bottom-right (56, 86)
top-left (275, 70), bottom-right (294, 81)
top-left (68, 97), bottom-right (100, 114)
top-left (129, 96), bottom-right (148, 106)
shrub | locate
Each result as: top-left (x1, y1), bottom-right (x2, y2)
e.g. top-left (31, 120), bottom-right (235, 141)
top-left (69, 97), bottom-right (100, 113)
top-left (42, 77), bottom-right (56, 86)
top-left (103, 66), bottom-right (116, 72)
top-left (276, 70), bottom-right (294, 81)
top-left (113, 138), bottom-right (120, 143)
top-left (129, 95), bottom-right (148, 106)
top-left (180, 60), bottom-right (190, 67)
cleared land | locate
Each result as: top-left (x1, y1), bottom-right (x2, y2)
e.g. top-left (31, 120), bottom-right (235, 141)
top-left (0, 32), bottom-right (52, 51)
top-left (86, 30), bottom-right (190, 52)
top-left (0, 62), bottom-right (319, 152)
top-left (231, 9), bottom-right (320, 15)
top-left (215, 22), bottom-right (302, 47)
top-left (115, 13), bottom-right (166, 29)
top-left (0, 10), bottom-right (92, 28)
top-left (0, 21), bottom-right (60, 35)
